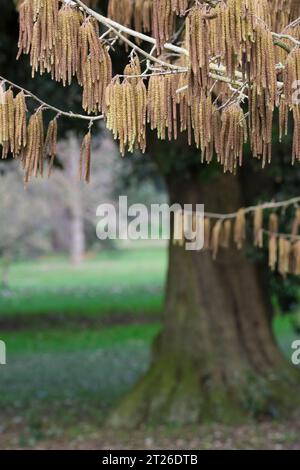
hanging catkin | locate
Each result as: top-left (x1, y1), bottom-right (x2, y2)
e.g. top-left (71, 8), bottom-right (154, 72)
top-left (218, 104), bottom-right (247, 173)
top-left (44, 118), bottom-right (58, 176)
top-left (293, 241), bottom-right (300, 275)
top-left (234, 209), bottom-right (246, 249)
top-left (254, 206), bottom-right (263, 248)
top-left (211, 220), bottom-right (223, 260)
top-left (204, 217), bottom-right (211, 250)
top-left (108, 0), bottom-right (134, 31)
top-left (186, 5), bottom-right (211, 95)
top-left (23, 110), bottom-right (44, 182)
top-left (152, 0), bottom-right (175, 54)
top-left (106, 62), bottom-right (147, 155)
top-left (147, 73), bottom-right (179, 141)
top-left (292, 208), bottom-right (300, 236)
top-left (190, 91), bottom-right (217, 165)
top-left (278, 237), bottom-right (291, 276)
top-left (221, 219), bottom-right (232, 249)
top-left (269, 213), bottom-right (279, 235)
top-left (82, 42), bottom-right (112, 114)
top-left (269, 235), bottom-right (278, 271)
top-left (18, 0), bottom-right (59, 77)
top-left (0, 88), bottom-right (16, 159)
top-left (55, 4), bottom-right (82, 85)
top-left (13, 91), bottom-right (27, 157)
top-left (79, 129), bottom-right (92, 183)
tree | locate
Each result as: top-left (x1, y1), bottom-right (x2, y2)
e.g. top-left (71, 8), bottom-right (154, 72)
top-left (1, 0), bottom-right (300, 425)
top-left (49, 130), bottom-right (120, 264)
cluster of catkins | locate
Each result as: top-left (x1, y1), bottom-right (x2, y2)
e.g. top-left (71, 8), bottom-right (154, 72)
top-left (13, 0), bottom-right (300, 172)
top-left (18, 0), bottom-right (112, 113)
top-left (0, 85), bottom-right (92, 183)
top-left (173, 206), bottom-right (300, 276)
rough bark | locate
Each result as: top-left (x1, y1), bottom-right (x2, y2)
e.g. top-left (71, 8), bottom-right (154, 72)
top-left (108, 172), bottom-right (300, 427)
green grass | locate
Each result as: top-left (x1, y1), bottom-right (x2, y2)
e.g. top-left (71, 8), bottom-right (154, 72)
top-left (1, 323), bottom-right (160, 354)
top-left (0, 323), bottom-right (160, 444)
top-left (0, 246), bottom-right (299, 448)
top-left (0, 246), bottom-right (167, 318)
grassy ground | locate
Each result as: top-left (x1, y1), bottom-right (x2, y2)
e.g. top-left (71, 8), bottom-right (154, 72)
top-left (0, 246), bottom-right (167, 322)
top-left (0, 246), bottom-right (299, 449)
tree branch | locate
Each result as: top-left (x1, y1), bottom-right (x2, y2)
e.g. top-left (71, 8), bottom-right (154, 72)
top-left (0, 75), bottom-right (104, 122)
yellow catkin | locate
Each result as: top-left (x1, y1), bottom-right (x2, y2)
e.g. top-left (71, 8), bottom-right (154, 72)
top-left (147, 73), bottom-right (179, 141)
top-left (234, 209), bottom-right (246, 249)
top-left (82, 41), bottom-right (112, 114)
top-left (55, 4), bottom-right (82, 85)
top-left (278, 237), bottom-right (291, 276)
top-left (292, 208), bottom-right (300, 236)
top-left (23, 109), bottom-right (44, 182)
top-left (293, 240), bottom-right (300, 275)
top-left (0, 89), bottom-right (16, 159)
top-left (269, 235), bottom-right (278, 271)
top-left (105, 60), bottom-right (147, 155)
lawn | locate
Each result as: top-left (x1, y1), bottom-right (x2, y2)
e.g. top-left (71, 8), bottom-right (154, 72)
top-left (0, 245), bottom-right (167, 321)
top-left (0, 245), bottom-right (299, 449)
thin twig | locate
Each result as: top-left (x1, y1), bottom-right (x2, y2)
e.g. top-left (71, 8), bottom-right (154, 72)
top-left (0, 76), bottom-right (104, 122)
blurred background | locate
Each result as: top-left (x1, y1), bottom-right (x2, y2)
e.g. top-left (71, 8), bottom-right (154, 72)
top-left (1, 0), bottom-right (300, 450)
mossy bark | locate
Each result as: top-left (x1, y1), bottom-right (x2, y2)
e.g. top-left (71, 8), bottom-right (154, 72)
top-left (108, 173), bottom-right (300, 428)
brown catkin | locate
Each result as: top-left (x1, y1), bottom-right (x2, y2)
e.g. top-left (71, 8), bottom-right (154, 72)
top-left (79, 129), bottom-right (92, 183)
top-left (44, 118), bottom-right (58, 176)
top-left (18, 0), bottom-right (59, 77)
top-left (292, 208), bottom-right (300, 236)
top-left (204, 217), bottom-right (211, 250)
top-left (186, 5), bottom-right (211, 95)
top-left (254, 206), bottom-right (264, 248)
top-left (211, 220), bottom-right (223, 260)
top-left (269, 235), bottom-right (278, 271)
top-left (234, 209), bottom-right (246, 249)
top-left (278, 237), bottom-right (291, 276)
top-left (269, 213), bottom-right (279, 235)
top-left (221, 219), bottom-right (232, 248)
top-left (218, 103), bottom-right (247, 173)
top-left (293, 240), bottom-right (300, 275)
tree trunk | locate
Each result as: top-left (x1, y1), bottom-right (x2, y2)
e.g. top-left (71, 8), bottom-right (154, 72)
top-left (108, 172), bottom-right (300, 427)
